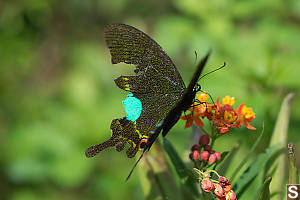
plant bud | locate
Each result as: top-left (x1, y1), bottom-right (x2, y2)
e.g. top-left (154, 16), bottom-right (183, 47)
top-left (204, 145), bottom-right (212, 151)
top-left (215, 152), bottom-right (221, 161)
top-left (191, 144), bottom-right (200, 151)
top-left (200, 151), bottom-right (210, 161)
top-left (192, 150), bottom-right (201, 160)
top-left (199, 134), bottom-right (210, 146)
top-left (225, 190), bottom-right (236, 200)
top-left (218, 176), bottom-right (231, 192)
top-left (208, 153), bottom-right (217, 164)
top-left (201, 178), bottom-right (214, 193)
top-left (214, 183), bottom-right (224, 197)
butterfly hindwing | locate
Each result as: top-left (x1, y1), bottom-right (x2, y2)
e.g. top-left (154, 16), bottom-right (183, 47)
top-left (86, 91), bottom-right (182, 158)
top-left (86, 118), bottom-right (141, 158)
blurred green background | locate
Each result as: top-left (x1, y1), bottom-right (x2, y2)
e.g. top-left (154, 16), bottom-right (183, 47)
top-left (1, 0), bottom-right (300, 199)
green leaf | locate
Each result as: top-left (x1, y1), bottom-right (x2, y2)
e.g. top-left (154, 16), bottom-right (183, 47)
top-left (138, 140), bottom-right (184, 200)
top-left (231, 124), bottom-right (264, 182)
top-left (163, 138), bottom-right (189, 179)
top-left (233, 144), bottom-right (281, 199)
top-left (216, 141), bottom-right (241, 176)
top-left (263, 148), bottom-right (284, 179)
top-left (255, 177), bottom-right (272, 200)
top-left (268, 93), bottom-right (295, 200)
top-left (163, 138), bottom-right (199, 198)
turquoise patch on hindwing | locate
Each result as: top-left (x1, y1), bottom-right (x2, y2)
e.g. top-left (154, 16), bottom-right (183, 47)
top-left (122, 93), bottom-right (142, 122)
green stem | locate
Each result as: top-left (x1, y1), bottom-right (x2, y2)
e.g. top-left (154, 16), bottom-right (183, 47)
top-left (210, 121), bottom-right (216, 147)
top-left (206, 169), bottom-right (221, 178)
top-left (288, 143), bottom-right (298, 184)
top-left (200, 126), bottom-right (210, 135)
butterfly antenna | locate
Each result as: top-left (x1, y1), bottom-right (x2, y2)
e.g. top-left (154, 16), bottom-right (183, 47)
top-left (199, 62), bottom-right (226, 80)
top-left (125, 150), bottom-right (145, 181)
top-left (194, 51), bottom-right (198, 66)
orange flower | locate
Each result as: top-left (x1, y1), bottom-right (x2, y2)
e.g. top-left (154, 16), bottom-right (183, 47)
top-left (222, 96), bottom-right (235, 106)
top-left (181, 94), bottom-right (256, 133)
top-left (197, 92), bottom-right (209, 103)
top-left (222, 104), bottom-right (238, 124)
top-left (192, 102), bottom-right (207, 118)
top-left (224, 110), bottom-right (237, 124)
top-left (181, 109), bottom-right (204, 128)
top-left (235, 103), bottom-right (256, 130)
top-left (242, 105), bottom-right (255, 119)
top-left (215, 97), bottom-right (223, 110)
top-left (206, 102), bottom-right (221, 121)
top-left (214, 120), bottom-right (230, 134)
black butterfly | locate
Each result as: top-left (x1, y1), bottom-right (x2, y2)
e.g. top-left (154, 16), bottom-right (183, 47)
top-left (85, 23), bottom-right (210, 160)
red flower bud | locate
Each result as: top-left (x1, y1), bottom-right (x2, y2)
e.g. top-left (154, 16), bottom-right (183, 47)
top-left (215, 152), bottom-right (221, 161)
top-left (214, 183), bottom-right (224, 197)
top-left (191, 144), bottom-right (201, 151)
top-left (199, 134), bottom-right (210, 146)
top-left (200, 151), bottom-right (210, 161)
top-left (192, 150), bottom-right (201, 160)
top-left (204, 145), bottom-right (212, 151)
top-left (201, 178), bottom-right (214, 193)
top-left (225, 190), bottom-right (236, 200)
top-left (208, 153), bottom-right (217, 164)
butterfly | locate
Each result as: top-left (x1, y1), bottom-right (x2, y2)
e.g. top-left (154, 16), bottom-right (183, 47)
top-left (85, 23), bottom-right (211, 161)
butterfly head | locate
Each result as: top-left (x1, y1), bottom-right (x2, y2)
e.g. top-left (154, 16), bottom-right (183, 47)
top-left (194, 83), bottom-right (201, 92)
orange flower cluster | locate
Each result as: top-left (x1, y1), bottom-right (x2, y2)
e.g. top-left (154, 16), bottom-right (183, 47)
top-left (181, 93), bottom-right (256, 134)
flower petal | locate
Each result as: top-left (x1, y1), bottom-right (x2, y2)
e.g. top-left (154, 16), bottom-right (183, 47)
top-left (236, 103), bottom-right (245, 114)
top-left (222, 96), bottom-right (235, 106)
top-left (245, 121), bottom-right (256, 130)
top-left (181, 113), bottom-right (192, 120)
top-left (197, 92), bottom-right (209, 102)
top-left (195, 117), bottom-right (204, 127)
top-left (185, 119), bottom-right (193, 128)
